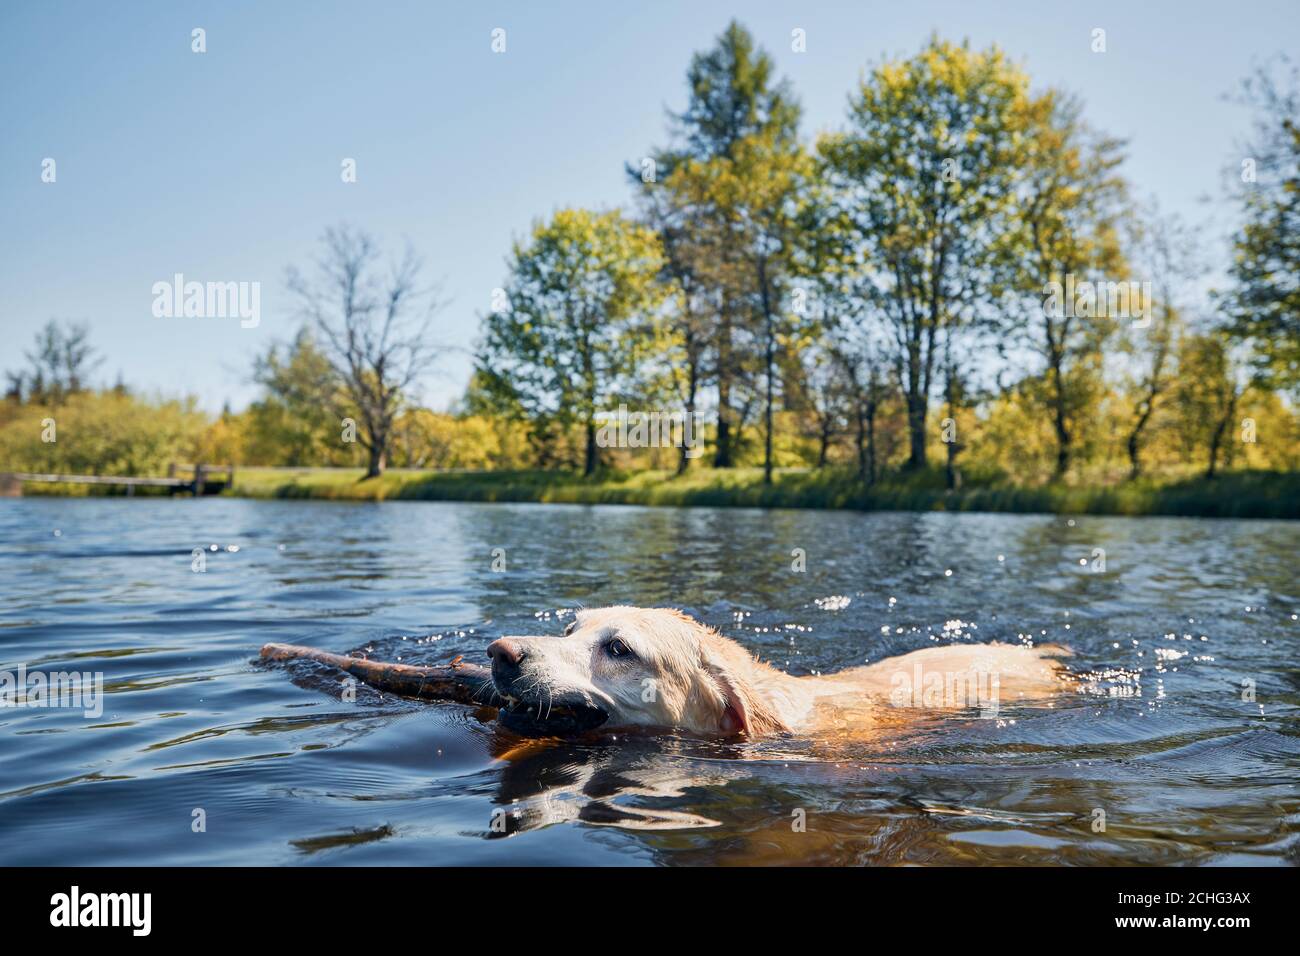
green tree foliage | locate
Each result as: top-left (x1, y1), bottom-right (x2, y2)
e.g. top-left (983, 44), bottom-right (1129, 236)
top-left (1009, 93), bottom-right (1129, 479)
top-left (1171, 331), bottom-right (1245, 478)
top-left (820, 37), bottom-right (1037, 470)
top-left (1118, 206), bottom-right (1196, 479)
top-left (0, 391), bottom-right (207, 477)
top-left (1223, 57), bottom-right (1300, 391)
top-left (672, 20), bottom-right (799, 162)
top-left (668, 132), bottom-right (816, 482)
top-left (637, 20), bottom-right (803, 469)
top-left (476, 209), bottom-right (665, 475)
top-left (244, 329), bottom-right (356, 466)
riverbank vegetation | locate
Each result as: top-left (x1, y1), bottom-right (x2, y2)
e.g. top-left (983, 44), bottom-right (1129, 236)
top-left (218, 465), bottom-right (1297, 519)
top-left (15, 463), bottom-right (1297, 520)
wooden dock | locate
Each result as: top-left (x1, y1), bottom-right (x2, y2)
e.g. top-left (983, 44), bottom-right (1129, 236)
top-left (0, 464), bottom-right (235, 497)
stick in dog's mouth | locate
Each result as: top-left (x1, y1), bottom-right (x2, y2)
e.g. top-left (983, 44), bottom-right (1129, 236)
top-left (258, 641), bottom-right (609, 737)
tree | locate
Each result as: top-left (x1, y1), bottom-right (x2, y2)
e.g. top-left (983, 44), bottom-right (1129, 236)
top-left (9, 319), bottom-right (102, 405)
top-left (671, 131), bottom-right (815, 482)
top-left (1172, 330), bottom-right (1245, 479)
top-left (1222, 56), bottom-right (1300, 392)
top-left (287, 225), bottom-right (444, 478)
top-left (789, 340), bottom-right (849, 468)
top-left (940, 332), bottom-right (969, 490)
top-left (1121, 206), bottom-right (1194, 478)
top-left (2, 372), bottom-right (22, 403)
top-left (628, 181), bottom-right (711, 474)
top-left (834, 343), bottom-right (891, 483)
top-left (806, 211), bottom-right (897, 484)
top-left (245, 328), bottom-right (349, 466)
top-left (673, 20), bottom-right (799, 161)
top-left (648, 155), bottom-right (757, 468)
top-left (820, 37), bottom-right (1036, 470)
top-left (751, 140), bottom-right (817, 484)
top-left (476, 208), bottom-right (664, 476)
top-left (1010, 94), bottom-right (1129, 479)
top-left (637, 20), bottom-right (802, 469)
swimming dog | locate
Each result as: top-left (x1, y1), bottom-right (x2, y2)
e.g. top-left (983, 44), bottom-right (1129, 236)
top-left (486, 606), bottom-right (1068, 737)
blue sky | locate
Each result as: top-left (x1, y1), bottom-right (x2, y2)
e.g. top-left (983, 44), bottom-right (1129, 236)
top-left (2, 0), bottom-right (1297, 412)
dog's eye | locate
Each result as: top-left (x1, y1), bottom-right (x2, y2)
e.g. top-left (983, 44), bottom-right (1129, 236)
top-left (604, 638), bottom-right (633, 659)
top-left (563, 619), bottom-right (578, 637)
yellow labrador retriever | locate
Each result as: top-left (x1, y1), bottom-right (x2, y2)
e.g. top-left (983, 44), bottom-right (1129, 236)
top-left (486, 606), bottom-right (1069, 738)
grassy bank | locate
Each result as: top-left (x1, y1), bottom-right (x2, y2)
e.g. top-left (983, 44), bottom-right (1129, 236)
top-left (206, 465), bottom-right (1300, 519)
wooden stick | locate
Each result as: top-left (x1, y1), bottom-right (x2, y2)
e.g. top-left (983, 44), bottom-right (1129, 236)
top-left (259, 643), bottom-right (494, 706)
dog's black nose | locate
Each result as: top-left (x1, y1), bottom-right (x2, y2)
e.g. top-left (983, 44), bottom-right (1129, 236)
top-left (487, 638), bottom-right (527, 669)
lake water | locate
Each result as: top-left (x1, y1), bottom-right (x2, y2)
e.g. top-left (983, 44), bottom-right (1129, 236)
top-left (0, 497), bottom-right (1296, 865)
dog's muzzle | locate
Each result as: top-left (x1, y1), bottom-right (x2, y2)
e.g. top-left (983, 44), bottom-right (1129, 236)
top-left (486, 638), bottom-right (608, 736)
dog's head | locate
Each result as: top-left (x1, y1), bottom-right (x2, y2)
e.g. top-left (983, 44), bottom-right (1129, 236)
top-left (486, 606), bottom-right (779, 738)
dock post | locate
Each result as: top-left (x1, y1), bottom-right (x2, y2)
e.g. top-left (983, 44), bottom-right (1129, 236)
top-left (193, 464), bottom-right (206, 496)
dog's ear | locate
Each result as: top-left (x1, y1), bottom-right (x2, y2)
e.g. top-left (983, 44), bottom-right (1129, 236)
top-left (705, 661), bottom-right (753, 737)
